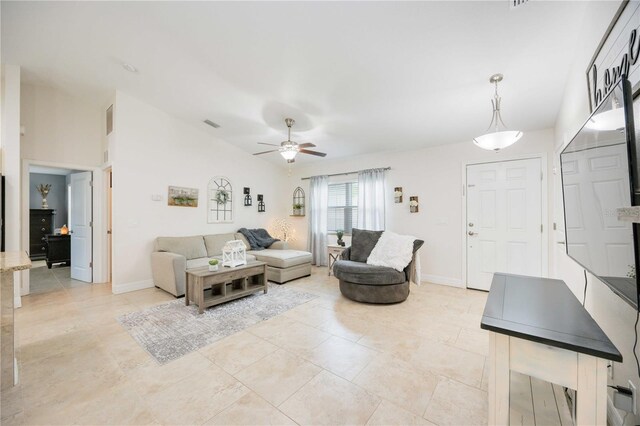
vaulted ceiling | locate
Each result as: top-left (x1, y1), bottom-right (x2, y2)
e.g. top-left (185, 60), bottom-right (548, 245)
top-left (2, 1), bottom-right (591, 165)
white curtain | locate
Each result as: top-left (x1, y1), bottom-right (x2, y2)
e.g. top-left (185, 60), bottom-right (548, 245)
top-left (308, 175), bottom-right (329, 265)
top-left (358, 168), bottom-right (386, 231)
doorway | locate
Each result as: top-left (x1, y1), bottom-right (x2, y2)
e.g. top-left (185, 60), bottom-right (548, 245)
top-left (26, 165), bottom-right (94, 293)
top-left (465, 157), bottom-right (545, 291)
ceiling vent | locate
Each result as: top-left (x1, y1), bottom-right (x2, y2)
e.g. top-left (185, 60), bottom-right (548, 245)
top-left (510, 0), bottom-right (529, 9)
top-left (204, 119), bottom-right (221, 129)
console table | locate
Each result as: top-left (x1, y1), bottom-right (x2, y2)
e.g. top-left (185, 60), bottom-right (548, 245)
top-left (481, 273), bottom-right (622, 425)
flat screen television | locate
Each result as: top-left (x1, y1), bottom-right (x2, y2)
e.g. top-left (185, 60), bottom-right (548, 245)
top-left (560, 77), bottom-right (639, 309)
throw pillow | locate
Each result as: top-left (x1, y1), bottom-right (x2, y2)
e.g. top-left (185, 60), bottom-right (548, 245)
top-left (350, 228), bottom-right (383, 263)
top-left (367, 231), bottom-right (416, 272)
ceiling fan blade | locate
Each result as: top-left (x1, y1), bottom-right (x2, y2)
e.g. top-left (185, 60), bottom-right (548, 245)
top-left (299, 149), bottom-right (327, 157)
top-left (297, 143), bottom-right (316, 148)
top-left (253, 149), bottom-right (279, 155)
top-left (257, 142), bottom-right (280, 147)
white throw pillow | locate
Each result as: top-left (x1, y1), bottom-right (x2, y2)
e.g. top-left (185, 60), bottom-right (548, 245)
top-left (366, 231), bottom-right (415, 272)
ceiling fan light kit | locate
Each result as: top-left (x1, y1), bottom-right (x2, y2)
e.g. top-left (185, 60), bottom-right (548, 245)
top-left (253, 118), bottom-right (327, 162)
top-left (473, 73), bottom-right (523, 152)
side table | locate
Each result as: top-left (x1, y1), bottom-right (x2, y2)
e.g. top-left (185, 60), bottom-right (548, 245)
top-left (327, 245), bottom-right (346, 276)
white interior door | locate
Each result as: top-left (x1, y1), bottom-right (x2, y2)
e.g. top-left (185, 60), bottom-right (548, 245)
top-left (466, 158), bottom-right (543, 290)
top-left (70, 171), bottom-right (93, 282)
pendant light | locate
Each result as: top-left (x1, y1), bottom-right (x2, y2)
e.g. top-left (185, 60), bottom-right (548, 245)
top-left (280, 118), bottom-right (298, 161)
top-left (586, 93), bottom-right (624, 131)
top-left (473, 73), bottom-right (523, 151)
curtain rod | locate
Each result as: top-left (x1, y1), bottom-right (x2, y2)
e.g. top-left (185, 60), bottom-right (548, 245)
top-left (301, 167), bottom-right (391, 181)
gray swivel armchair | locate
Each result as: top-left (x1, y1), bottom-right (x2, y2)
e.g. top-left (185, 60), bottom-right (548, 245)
top-left (332, 229), bottom-right (424, 304)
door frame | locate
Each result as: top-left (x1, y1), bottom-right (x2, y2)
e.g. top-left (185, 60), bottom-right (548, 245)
top-left (461, 153), bottom-right (550, 290)
top-left (20, 159), bottom-right (107, 295)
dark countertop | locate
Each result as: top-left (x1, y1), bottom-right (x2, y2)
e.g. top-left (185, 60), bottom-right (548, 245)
top-left (480, 273), bottom-right (622, 362)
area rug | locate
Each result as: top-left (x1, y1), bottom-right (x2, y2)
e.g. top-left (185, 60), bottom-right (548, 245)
top-left (117, 283), bottom-right (317, 364)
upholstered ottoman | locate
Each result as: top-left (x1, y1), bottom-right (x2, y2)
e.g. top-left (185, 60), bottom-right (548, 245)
top-left (249, 249), bottom-right (312, 284)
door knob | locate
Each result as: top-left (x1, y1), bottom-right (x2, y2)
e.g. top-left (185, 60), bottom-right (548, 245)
top-left (468, 231), bottom-right (477, 236)
top-left (468, 222), bottom-right (474, 227)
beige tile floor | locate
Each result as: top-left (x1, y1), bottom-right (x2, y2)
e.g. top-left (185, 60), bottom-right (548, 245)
top-left (3, 267), bottom-right (492, 425)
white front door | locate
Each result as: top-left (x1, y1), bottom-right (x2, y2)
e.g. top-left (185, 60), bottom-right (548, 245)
top-left (466, 158), bottom-right (543, 291)
top-left (70, 171), bottom-right (93, 282)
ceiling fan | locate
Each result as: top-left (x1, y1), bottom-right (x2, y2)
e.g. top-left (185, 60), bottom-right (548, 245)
top-left (253, 118), bottom-right (327, 163)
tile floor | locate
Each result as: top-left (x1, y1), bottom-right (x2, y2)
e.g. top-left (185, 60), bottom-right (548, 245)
top-left (2, 267), bottom-right (492, 425)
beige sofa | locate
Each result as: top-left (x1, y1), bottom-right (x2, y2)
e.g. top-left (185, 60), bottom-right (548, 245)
top-left (151, 232), bottom-right (312, 297)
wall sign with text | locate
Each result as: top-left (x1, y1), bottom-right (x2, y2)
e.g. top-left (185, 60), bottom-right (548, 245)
top-left (587, 0), bottom-right (640, 112)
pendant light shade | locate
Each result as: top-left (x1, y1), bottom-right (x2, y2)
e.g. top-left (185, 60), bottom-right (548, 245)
top-left (473, 74), bottom-right (523, 151)
top-left (585, 95), bottom-right (624, 131)
top-left (280, 147), bottom-right (297, 160)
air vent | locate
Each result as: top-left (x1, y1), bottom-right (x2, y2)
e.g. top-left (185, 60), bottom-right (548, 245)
top-left (204, 119), bottom-right (221, 129)
top-left (510, 0), bottom-right (529, 9)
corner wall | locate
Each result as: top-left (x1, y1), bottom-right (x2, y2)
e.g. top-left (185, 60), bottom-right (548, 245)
top-left (110, 91), bottom-right (288, 293)
top-left (287, 128), bottom-right (555, 286)
top-left (20, 84), bottom-right (103, 166)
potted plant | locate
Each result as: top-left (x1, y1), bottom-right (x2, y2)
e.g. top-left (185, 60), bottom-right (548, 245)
top-left (293, 203), bottom-right (303, 215)
top-left (208, 259), bottom-right (219, 272)
top-left (336, 229), bottom-right (345, 247)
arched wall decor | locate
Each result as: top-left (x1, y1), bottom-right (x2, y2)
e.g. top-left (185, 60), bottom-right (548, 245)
top-left (208, 176), bottom-right (233, 223)
top-left (292, 187), bottom-right (305, 216)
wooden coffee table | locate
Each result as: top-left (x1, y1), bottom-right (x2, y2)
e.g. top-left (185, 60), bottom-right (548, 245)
top-left (185, 261), bottom-right (267, 314)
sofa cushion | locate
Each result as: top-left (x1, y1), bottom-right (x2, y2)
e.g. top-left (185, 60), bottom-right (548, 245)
top-left (156, 236), bottom-right (207, 260)
top-left (249, 249), bottom-right (312, 269)
top-left (350, 229), bottom-right (383, 263)
top-left (333, 260), bottom-right (406, 285)
top-left (186, 257), bottom-right (210, 270)
top-left (204, 233), bottom-right (237, 257)
top-left (234, 233), bottom-right (252, 250)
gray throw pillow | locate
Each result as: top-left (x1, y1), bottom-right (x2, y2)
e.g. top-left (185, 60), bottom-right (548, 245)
top-left (350, 228), bottom-right (383, 263)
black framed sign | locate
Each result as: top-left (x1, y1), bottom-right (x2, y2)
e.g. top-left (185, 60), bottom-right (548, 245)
top-left (587, 0), bottom-right (640, 112)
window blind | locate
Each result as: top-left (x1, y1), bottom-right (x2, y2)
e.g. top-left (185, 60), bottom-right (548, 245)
top-left (327, 182), bottom-right (358, 232)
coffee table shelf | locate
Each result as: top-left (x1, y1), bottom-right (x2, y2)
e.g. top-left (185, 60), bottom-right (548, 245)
top-left (186, 261), bottom-right (267, 314)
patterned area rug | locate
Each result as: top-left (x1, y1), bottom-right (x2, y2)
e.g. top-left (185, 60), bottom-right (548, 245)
top-left (118, 283), bottom-right (317, 364)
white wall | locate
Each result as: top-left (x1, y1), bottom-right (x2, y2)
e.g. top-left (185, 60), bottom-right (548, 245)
top-left (19, 84), bottom-right (108, 288)
top-left (2, 65), bottom-right (21, 251)
top-left (553, 1), bottom-right (640, 422)
top-left (111, 91), bottom-right (288, 293)
top-left (1, 65), bottom-right (23, 306)
top-left (20, 84), bottom-right (103, 166)
top-left (288, 128), bottom-right (554, 286)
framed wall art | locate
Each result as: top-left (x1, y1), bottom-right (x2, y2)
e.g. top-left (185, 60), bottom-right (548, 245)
top-left (586, 0), bottom-right (640, 112)
top-left (168, 186), bottom-right (199, 208)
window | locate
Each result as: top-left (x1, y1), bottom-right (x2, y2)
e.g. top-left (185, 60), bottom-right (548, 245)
top-left (328, 181), bottom-right (358, 233)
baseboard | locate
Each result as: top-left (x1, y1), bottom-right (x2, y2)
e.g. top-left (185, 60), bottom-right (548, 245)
top-left (421, 274), bottom-right (463, 288)
top-left (112, 279), bottom-right (154, 294)
top-left (608, 394), bottom-right (624, 426)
